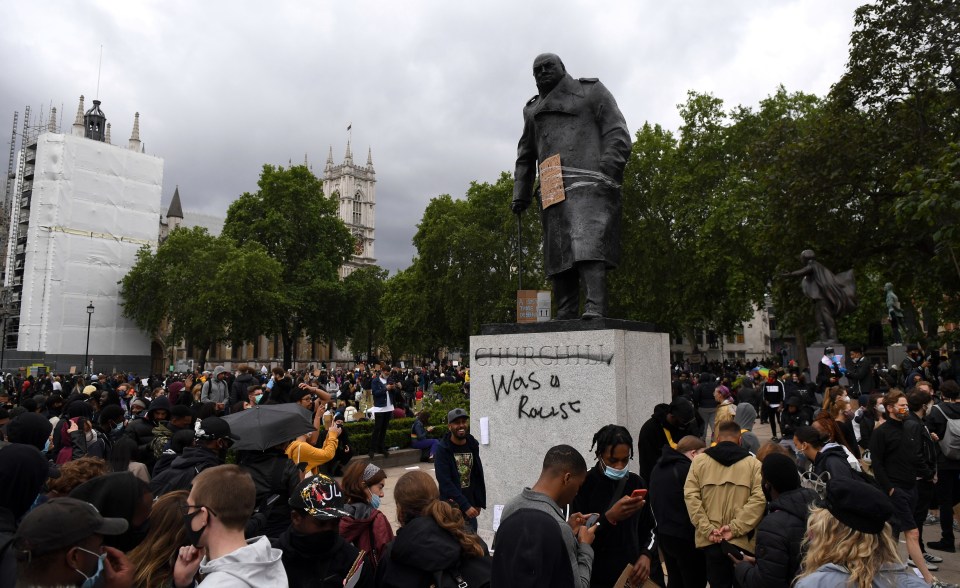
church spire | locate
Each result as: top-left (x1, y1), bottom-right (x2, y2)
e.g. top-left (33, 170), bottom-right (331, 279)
top-left (128, 112), bottom-right (141, 151)
top-left (72, 95), bottom-right (85, 137)
top-left (105, 122), bottom-right (111, 144)
top-left (167, 185), bottom-right (184, 219)
top-left (366, 147), bottom-right (373, 167)
top-left (344, 140), bottom-right (353, 165)
top-left (84, 100), bottom-right (106, 142)
top-left (47, 107), bottom-right (57, 133)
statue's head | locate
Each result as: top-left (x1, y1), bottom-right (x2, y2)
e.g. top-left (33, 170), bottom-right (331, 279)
top-left (884, 282), bottom-right (893, 291)
top-left (533, 53), bottom-right (565, 95)
top-left (799, 249), bottom-right (815, 262)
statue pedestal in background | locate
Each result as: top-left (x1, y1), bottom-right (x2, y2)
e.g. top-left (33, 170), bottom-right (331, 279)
top-left (887, 345), bottom-right (908, 373)
top-left (806, 343), bottom-right (848, 388)
top-left (468, 319), bottom-right (670, 539)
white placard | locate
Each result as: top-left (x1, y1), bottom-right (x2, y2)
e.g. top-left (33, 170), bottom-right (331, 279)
top-left (479, 416), bottom-right (490, 445)
top-left (492, 504), bottom-right (504, 532)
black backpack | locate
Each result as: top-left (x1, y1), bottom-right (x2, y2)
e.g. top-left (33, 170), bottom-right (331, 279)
top-left (429, 555), bottom-right (492, 588)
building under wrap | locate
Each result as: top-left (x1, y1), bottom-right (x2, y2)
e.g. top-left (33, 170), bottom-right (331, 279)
top-left (2, 96), bottom-right (162, 374)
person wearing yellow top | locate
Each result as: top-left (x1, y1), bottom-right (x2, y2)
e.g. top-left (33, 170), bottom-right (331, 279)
top-left (286, 425), bottom-right (340, 477)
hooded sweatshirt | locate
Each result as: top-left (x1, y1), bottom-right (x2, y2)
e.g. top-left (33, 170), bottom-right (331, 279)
top-left (201, 367), bottom-right (230, 404)
top-left (734, 403), bottom-right (761, 454)
top-left (376, 515), bottom-right (490, 588)
top-left (197, 536), bottom-right (287, 587)
top-left (683, 441), bottom-right (765, 550)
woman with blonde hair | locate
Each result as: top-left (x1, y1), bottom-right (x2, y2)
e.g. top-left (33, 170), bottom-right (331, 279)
top-left (375, 470), bottom-right (490, 587)
top-left (712, 385), bottom-right (737, 440)
top-left (127, 490), bottom-right (188, 588)
top-left (795, 477), bottom-right (928, 587)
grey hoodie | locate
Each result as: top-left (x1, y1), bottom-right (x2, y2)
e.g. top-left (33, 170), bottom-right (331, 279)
top-left (198, 536), bottom-right (287, 587)
top-left (498, 488), bottom-right (593, 588)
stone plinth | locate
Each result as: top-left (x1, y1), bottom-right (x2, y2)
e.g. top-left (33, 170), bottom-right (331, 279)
top-left (468, 321), bottom-right (670, 535)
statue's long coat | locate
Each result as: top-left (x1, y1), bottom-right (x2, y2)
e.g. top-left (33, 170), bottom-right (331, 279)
top-left (513, 73), bottom-right (631, 277)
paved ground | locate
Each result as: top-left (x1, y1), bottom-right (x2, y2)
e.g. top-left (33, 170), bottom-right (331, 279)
top-left (349, 415), bottom-right (960, 586)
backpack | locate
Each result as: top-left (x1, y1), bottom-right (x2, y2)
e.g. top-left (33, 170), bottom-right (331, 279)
top-left (429, 555), bottom-right (492, 588)
top-left (933, 404), bottom-right (960, 460)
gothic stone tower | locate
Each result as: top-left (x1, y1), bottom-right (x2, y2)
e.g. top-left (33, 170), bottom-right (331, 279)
top-left (322, 141), bottom-right (376, 277)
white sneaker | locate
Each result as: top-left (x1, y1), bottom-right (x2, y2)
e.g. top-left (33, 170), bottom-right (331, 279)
top-left (908, 557), bottom-right (938, 571)
top-left (924, 552), bottom-right (944, 564)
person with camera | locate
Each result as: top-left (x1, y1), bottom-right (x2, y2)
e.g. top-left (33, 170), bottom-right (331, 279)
top-left (286, 389), bottom-right (340, 478)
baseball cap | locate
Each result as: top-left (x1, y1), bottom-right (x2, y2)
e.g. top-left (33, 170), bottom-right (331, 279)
top-left (14, 498), bottom-right (128, 557)
top-left (288, 474), bottom-right (351, 519)
top-left (195, 416), bottom-right (240, 443)
top-left (447, 408), bottom-right (468, 423)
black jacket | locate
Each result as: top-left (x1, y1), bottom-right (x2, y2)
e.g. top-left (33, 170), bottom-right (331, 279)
top-left (239, 449), bottom-right (301, 540)
top-left (813, 445), bottom-right (856, 481)
top-left (869, 417), bottom-right (927, 491)
top-left (375, 515), bottom-right (491, 588)
top-left (693, 378), bottom-right (717, 409)
top-left (845, 357), bottom-right (875, 397)
top-left (636, 403), bottom-right (696, 483)
top-left (734, 488), bottom-right (818, 588)
top-left (780, 409), bottom-right (811, 439)
top-left (272, 529), bottom-right (373, 588)
top-left (571, 466), bottom-right (656, 588)
top-left (230, 373), bottom-right (259, 407)
top-left (149, 446), bottom-right (221, 496)
top-left (649, 445), bottom-right (696, 542)
top-left (435, 434), bottom-right (486, 513)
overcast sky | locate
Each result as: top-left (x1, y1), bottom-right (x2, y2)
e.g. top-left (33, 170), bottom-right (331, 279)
top-left (0, 1), bottom-right (863, 272)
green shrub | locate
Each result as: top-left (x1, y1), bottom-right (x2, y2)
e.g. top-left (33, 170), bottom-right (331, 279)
top-left (350, 430), bottom-right (413, 455)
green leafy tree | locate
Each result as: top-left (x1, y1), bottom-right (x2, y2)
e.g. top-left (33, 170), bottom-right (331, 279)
top-left (222, 164), bottom-right (354, 368)
top-left (343, 265), bottom-right (388, 360)
top-left (120, 227), bottom-right (283, 369)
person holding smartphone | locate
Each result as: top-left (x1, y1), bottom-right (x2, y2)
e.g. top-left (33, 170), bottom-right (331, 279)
top-left (571, 424), bottom-right (659, 587)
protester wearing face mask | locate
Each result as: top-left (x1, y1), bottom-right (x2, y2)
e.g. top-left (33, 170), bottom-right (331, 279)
top-left (274, 474), bottom-right (374, 588)
top-left (13, 497), bottom-right (134, 588)
top-left (649, 435), bottom-right (708, 588)
top-left (338, 461), bottom-right (394, 573)
top-left (173, 465), bottom-right (287, 588)
top-left (570, 424), bottom-right (660, 587)
top-left (869, 390), bottom-right (940, 584)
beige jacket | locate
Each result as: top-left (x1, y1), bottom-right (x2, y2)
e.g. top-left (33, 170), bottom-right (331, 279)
top-left (683, 442), bottom-right (765, 550)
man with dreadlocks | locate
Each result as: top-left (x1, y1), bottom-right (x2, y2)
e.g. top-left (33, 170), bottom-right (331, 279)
top-left (571, 424), bottom-right (660, 587)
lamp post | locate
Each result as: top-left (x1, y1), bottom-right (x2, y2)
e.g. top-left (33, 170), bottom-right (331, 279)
top-left (84, 301), bottom-right (94, 374)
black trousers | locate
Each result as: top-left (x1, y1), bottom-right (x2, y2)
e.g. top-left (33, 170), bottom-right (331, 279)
top-left (935, 468), bottom-right (960, 543)
top-left (370, 411), bottom-right (392, 454)
top-left (912, 479), bottom-right (935, 548)
top-left (659, 534), bottom-right (706, 588)
top-left (702, 543), bottom-right (734, 588)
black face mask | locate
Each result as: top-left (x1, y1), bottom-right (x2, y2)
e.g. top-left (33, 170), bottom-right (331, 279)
top-left (183, 510), bottom-right (207, 548)
top-left (289, 529), bottom-right (338, 555)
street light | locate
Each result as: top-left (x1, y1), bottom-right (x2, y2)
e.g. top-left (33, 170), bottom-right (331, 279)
top-left (84, 301), bottom-right (94, 374)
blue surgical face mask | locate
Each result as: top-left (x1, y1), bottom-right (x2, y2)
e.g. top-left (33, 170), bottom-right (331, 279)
top-left (113, 421), bottom-right (124, 433)
top-left (370, 494), bottom-right (381, 509)
top-left (43, 437), bottom-right (51, 453)
top-left (255, 393), bottom-right (263, 403)
top-left (601, 457), bottom-right (629, 481)
top-left (73, 547), bottom-right (106, 588)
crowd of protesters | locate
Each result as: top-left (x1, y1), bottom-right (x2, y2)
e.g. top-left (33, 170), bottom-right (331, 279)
top-left (1, 343), bottom-right (959, 587)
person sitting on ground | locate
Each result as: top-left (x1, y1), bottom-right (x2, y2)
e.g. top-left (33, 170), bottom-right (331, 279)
top-left (376, 470), bottom-right (491, 588)
top-left (127, 490), bottom-right (188, 588)
top-left (794, 477), bottom-right (928, 588)
top-left (13, 497), bottom-right (134, 588)
top-left (498, 444), bottom-right (597, 588)
top-left (410, 410), bottom-right (439, 462)
top-left (173, 464), bottom-right (288, 587)
top-left (733, 453), bottom-right (818, 588)
top-left (274, 474), bottom-right (374, 588)
top-left (649, 434), bottom-right (707, 588)
top-left (338, 461), bottom-right (394, 572)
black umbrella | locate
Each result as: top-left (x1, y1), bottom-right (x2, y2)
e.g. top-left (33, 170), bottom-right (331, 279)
top-left (221, 403), bottom-right (315, 451)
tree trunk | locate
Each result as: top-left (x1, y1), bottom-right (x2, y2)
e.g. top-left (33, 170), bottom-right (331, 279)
top-left (281, 324), bottom-right (294, 370)
top-left (197, 342), bottom-right (209, 372)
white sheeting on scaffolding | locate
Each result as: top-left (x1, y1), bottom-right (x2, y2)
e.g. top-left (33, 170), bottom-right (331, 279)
top-left (17, 132), bottom-right (163, 357)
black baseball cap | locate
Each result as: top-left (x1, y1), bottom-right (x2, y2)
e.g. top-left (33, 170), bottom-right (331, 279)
top-left (14, 498), bottom-right (128, 557)
top-left (195, 417), bottom-right (239, 443)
